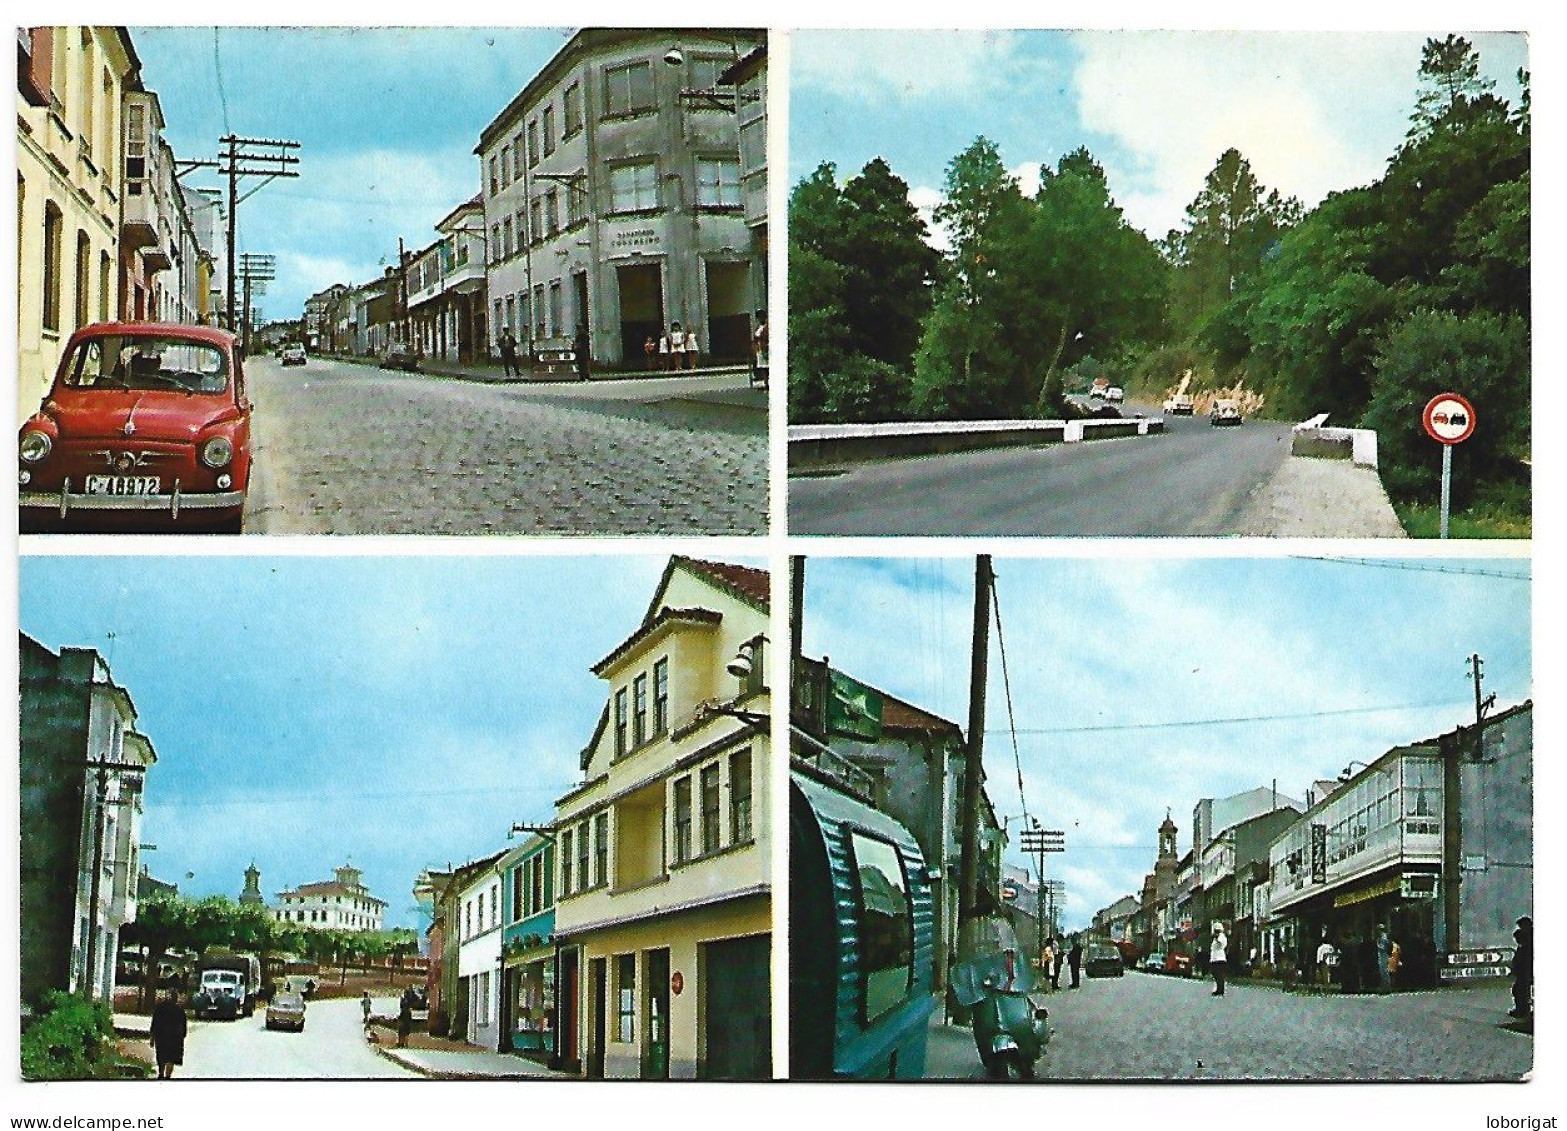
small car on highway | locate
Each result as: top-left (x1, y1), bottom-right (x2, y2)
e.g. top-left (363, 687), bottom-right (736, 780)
top-left (281, 343), bottom-right (307, 367)
top-left (1084, 944), bottom-right (1125, 978)
top-left (1105, 386), bottom-right (1125, 403)
top-left (1209, 398), bottom-right (1244, 426)
top-left (18, 322), bottom-right (251, 534)
top-left (264, 991), bottom-right (307, 1032)
top-left (1163, 393), bottom-right (1194, 415)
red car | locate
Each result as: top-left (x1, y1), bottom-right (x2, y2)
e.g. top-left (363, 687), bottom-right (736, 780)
top-left (19, 323), bottom-right (252, 533)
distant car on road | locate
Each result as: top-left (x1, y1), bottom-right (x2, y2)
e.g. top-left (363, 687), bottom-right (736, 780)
top-left (1164, 952), bottom-right (1194, 976)
top-left (379, 342), bottom-right (420, 371)
top-left (265, 992), bottom-right (307, 1032)
top-left (281, 343), bottom-right (307, 367)
top-left (1163, 393), bottom-right (1194, 415)
top-left (1088, 378), bottom-right (1110, 400)
top-left (1084, 944), bottom-right (1125, 978)
top-left (1105, 386), bottom-right (1125, 403)
top-left (1209, 398), bottom-right (1243, 426)
top-left (18, 322), bottom-right (251, 534)
top-left (1143, 952), bottom-right (1167, 973)
top-left (1088, 402), bottom-right (1122, 419)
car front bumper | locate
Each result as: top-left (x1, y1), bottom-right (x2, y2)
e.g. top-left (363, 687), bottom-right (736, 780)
top-left (20, 481), bottom-right (245, 519)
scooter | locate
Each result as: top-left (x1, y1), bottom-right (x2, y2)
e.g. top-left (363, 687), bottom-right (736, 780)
top-left (951, 948), bottom-right (1051, 1080)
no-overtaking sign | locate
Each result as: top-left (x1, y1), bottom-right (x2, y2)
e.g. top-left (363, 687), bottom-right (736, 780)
top-left (1423, 392), bottom-right (1477, 445)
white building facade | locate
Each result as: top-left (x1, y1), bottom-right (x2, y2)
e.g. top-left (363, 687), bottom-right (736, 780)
top-left (273, 864), bottom-right (388, 932)
top-left (477, 28), bottom-right (760, 368)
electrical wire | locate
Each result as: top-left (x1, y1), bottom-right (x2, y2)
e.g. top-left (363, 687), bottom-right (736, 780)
top-left (987, 699), bottom-right (1469, 736)
top-left (1295, 557), bottom-right (1530, 581)
top-left (211, 29), bottom-right (231, 136)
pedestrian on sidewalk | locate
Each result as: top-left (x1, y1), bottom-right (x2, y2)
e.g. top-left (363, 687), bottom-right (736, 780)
top-left (1387, 937), bottom-right (1402, 990)
top-left (1068, 938), bottom-right (1083, 988)
top-left (683, 330), bottom-right (699, 370)
top-left (1315, 935), bottom-right (1338, 989)
top-left (397, 993), bottom-right (414, 1047)
top-left (668, 322), bottom-right (687, 370)
top-left (658, 329), bottom-right (671, 370)
top-left (499, 329), bottom-right (520, 377)
top-left (149, 988), bottom-right (187, 1080)
top-left (1040, 939), bottom-right (1055, 991)
top-left (751, 309), bottom-right (769, 383)
top-left (1209, 924), bottom-right (1229, 996)
top-left (361, 991), bottom-right (373, 1027)
top-left (643, 334), bottom-right (657, 370)
top-left (1510, 915), bottom-right (1533, 1019)
top-left (1052, 940), bottom-right (1065, 990)
top-left (574, 322), bottom-right (591, 381)
top-left (1375, 925), bottom-right (1393, 993)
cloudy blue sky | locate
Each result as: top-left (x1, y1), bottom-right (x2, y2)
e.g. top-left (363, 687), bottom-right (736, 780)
top-left (790, 29), bottom-right (1529, 245)
top-left (18, 552), bottom-right (749, 929)
top-left (129, 27), bottom-right (572, 321)
top-left (799, 554), bottom-right (1532, 931)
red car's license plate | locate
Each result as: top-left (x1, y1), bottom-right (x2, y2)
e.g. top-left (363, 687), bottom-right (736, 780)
top-left (85, 475), bottom-right (161, 496)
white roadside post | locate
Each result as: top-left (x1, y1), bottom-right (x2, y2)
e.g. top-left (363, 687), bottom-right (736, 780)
top-left (1421, 392), bottom-right (1477, 539)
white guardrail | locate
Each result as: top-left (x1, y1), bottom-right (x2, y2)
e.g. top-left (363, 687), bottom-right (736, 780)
top-left (1292, 414), bottom-right (1379, 468)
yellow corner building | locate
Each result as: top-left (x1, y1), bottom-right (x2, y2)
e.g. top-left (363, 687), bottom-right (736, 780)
top-left (552, 556), bottom-right (770, 1079)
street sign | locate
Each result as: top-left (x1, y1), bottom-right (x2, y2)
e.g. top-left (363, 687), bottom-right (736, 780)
top-left (1310, 823), bottom-right (1327, 883)
top-left (1422, 392), bottom-right (1477, 445)
top-left (1422, 392), bottom-right (1476, 539)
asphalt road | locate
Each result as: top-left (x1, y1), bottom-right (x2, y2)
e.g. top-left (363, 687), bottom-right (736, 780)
top-left (177, 995), bottom-right (415, 1079)
top-left (789, 410), bottom-right (1294, 537)
top-left (242, 356), bottom-right (768, 535)
top-left (924, 974), bottom-right (1530, 1081)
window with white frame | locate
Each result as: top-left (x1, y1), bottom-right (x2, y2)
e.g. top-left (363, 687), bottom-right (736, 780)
top-left (653, 657), bottom-right (669, 737)
top-left (700, 763), bottom-right (722, 855)
top-left (542, 104), bottom-right (556, 155)
top-left (672, 777), bottom-right (693, 865)
top-left (633, 673), bottom-right (649, 747)
top-left (603, 60), bottom-right (654, 117)
top-left (730, 748), bottom-right (752, 843)
top-left (609, 161), bottom-right (658, 214)
top-left (561, 827), bottom-right (574, 894)
top-left (564, 82), bottom-right (583, 135)
top-left (696, 158), bottom-right (741, 208)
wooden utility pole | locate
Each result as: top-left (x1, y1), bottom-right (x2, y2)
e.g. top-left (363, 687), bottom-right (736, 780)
top-left (217, 135), bottom-right (300, 332)
top-left (958, 555), bottom-right (992, 931)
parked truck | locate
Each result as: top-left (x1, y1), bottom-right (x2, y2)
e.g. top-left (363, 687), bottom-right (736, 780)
top-left (190, 954), bottom-right (263, 1020)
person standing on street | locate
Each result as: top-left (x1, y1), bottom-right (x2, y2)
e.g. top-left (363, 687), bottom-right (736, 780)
top-left (1068, 938), bottom-right (1084, 988)
top-left (1375, 925), bottom-right (1393, 993)
top-left (1209, 924), bottom-right (1230, 996)
top-left (149, 988), bottom-right (187, 1080)
top-left (397, 990), bottom-right (414, 1047)
top-left (1511, 915), bottom-right (1533, 1019)
top-left (573, 322), bottom-right (591, 381)
top-left (1040, 938), bottom-right (1055, 991)
top-left (1315, 934), bottom-right (1338, 989)
top-left (499, 329), bottom-right (520, 377)
top-left (361, 991), bottom-right (373, 1027)
top-left (667, 322), bottom-right (685, 370)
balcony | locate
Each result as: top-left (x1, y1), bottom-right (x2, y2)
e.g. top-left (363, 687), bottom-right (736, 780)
top-left (121, 183), bottom-right (174, 270)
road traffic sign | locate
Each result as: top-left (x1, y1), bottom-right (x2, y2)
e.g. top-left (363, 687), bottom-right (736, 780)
top-left (1423, 392), bottom-right (1477, 445)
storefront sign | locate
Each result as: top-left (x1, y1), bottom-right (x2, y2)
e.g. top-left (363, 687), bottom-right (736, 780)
top-left (609, 226), bottom-right (663, 254)
top-left (1310, 823), bottom-right (1327, 883)
top-left (1333, 875), bottom-right (1402, 909)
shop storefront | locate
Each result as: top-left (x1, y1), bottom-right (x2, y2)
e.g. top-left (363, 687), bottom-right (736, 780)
top-left (503, 940), bottom-right (556, 1059)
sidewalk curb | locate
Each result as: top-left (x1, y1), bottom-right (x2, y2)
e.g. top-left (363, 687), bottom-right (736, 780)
top-left (315, 353), bottom-right (748, 387)
top-left (370, 1037), bottom-right (566, 1081)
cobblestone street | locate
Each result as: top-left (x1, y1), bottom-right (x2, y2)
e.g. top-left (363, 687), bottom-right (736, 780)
top-left (924, 973), bottom-right (1532, 1082)
top-left (243, 357), bottom-right (768, 535)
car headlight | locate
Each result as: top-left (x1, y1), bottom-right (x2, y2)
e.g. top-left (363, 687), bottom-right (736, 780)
top-left (200, 436), bottom-right (233, 468)
top-left (19, 430), bottom-right (52, 463)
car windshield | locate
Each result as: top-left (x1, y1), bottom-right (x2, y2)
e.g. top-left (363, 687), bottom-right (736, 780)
top-left (202, 971), bottom-right (242, 988)
top-left (64, 334), bottom-right (228, 394)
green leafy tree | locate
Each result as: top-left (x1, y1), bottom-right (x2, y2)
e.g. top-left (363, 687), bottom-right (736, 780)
top-left (1409, 35), bottom-right (1496, 139)
top-left (1166, 148), bottom-right (1302, 333)
top-left (840, 158), bottom-right (938, 370)
top-left (1362, 308), bottom-right (1528, 507)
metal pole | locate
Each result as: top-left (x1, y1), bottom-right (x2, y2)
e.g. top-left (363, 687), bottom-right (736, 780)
top-left (1439, 444), bottom-right (1453, 539)
top-left (958, 555), bottom-right (991, 932)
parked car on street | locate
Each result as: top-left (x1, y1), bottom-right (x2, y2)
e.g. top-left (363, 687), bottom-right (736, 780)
top-left (1209, 398), bottom-right (1244, 426)
top-left (379, 342), bottom-right (420, 371)
top-left (264, 992), bottom-right (307, 1032)
top-left (1164, 952), bottom-right (1194, 976)
top-left (1142, 952), bottom-right (1167, 973)
top-left (1105, 386), bottom-right (1125, 403)
top-left (281, 343), bottom-right (307, 367)
top-left (18, 323), bottom-right (252, 534)
top-left (1084, 944), bottom-right (1125, 978)
top-left (1163, 393), bottom-right (1194, 415)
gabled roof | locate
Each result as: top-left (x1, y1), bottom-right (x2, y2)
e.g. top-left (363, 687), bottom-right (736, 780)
top-left (636, 556), bottom-right (769, 628)
top-left (591, 607), bottom-right (722, 677)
